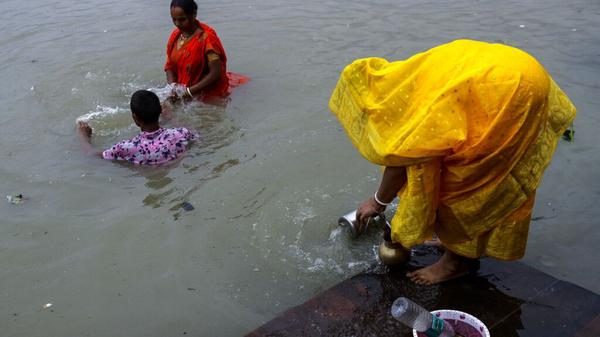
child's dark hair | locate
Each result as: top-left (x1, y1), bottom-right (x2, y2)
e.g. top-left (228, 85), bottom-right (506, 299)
top-left (170, 0), bottom-right (197, 15)
top-left (130, 90), bottom-right (161, 124)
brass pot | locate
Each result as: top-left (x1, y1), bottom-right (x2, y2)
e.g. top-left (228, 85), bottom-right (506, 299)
top-left (378, 241), bottom-right (410, 265)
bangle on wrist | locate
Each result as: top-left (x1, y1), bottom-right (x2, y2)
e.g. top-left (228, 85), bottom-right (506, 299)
top-left (186, 87), bottom-right (193, 97)
top-left (373, 191), bottom-right (392, 207)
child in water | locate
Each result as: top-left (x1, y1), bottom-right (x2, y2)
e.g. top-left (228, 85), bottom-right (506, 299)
top-left (77, 89), bottom-right (198, 164)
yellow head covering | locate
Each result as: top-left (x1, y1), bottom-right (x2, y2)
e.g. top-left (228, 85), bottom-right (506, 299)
top-left (330, 40), bottom-right (576, 259)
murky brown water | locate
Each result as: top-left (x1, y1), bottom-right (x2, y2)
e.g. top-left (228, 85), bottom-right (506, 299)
top-left (1, 0), bottom-right (599, 336)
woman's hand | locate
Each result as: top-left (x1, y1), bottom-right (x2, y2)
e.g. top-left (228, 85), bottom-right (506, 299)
top-left (168, 90), bottom-right (179, 103)
top-left (182, 86), bottom-right (194, 102)
top-left (355, 196), bottom-right (386, 235)
top-left (353, 167), bottom-right (407, 236)
top-left (167, 83), bottom-right (182, 103)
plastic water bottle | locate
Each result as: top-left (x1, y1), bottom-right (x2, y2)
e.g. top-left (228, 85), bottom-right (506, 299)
top-left (391, 297), bottom-right (455, 337)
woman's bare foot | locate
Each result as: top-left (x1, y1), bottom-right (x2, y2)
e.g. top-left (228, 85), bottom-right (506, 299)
top-left (407, 250), bottom-right (472, 285)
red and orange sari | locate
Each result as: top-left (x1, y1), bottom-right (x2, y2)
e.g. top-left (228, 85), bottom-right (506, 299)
top-left (164, 21), bottom-right (247, 100)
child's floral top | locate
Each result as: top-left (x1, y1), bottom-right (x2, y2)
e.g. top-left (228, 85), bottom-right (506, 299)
top-left (103, 127), bottom-right (198, 165)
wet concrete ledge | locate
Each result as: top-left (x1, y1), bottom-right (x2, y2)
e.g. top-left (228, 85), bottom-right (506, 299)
top-left (246, 246), bottom-right (600, 337)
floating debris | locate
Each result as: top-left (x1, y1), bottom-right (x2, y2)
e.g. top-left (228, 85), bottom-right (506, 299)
top-left (562, 129), bottom-right (575, 142)
top-left (181, 202), bottom-right (195, 211)
top-left (6, 194), bottom-right (24, 204)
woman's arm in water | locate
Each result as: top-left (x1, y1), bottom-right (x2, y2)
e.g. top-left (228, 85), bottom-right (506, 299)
top-left (166, 69), bottom-right (177, 84)
top-left (355, 166), bottom-right (407, 233)
top-left (166, 69), bottom-right (179, 102)
top-left (186, 58), bottom-right (222, 97)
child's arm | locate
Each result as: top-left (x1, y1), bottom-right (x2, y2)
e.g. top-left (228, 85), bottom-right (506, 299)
top-left (76, 121), bottom-right (103, 158)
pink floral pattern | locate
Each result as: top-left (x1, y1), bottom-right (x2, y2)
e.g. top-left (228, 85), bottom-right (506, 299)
top-left (102, 127), bottom-right (197, 165)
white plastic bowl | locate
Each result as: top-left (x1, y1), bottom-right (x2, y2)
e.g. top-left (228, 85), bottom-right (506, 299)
top-left (412, 309), bottom-right (490, 337)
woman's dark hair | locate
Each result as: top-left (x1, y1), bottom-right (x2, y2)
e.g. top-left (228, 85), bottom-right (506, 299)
top-left (170, 0), bottom-right (198, 15)
top-left (130, 90), bottom-right (161, 124)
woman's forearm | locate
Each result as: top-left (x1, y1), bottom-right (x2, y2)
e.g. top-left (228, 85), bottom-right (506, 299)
top-left (188, 59), bottom-right (222, 95)
top-left (376, 166), bottom-right (407, 203)
top-left (355, 166), bottom-right (407, 228)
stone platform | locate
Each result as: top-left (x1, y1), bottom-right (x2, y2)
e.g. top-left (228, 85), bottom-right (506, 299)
top-left (246, 246), bottom-right (600, 337)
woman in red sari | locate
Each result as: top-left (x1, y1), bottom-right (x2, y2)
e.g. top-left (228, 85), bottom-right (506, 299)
top-left (165, 0), bottom-right (230, 101)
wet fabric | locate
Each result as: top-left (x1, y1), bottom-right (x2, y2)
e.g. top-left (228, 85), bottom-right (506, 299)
top-left (102, 127), bottom-right (198, 165)
top-left (164, 21), bottom-right (231, 99)
top-left (330, 40), bottom-right (576, 259)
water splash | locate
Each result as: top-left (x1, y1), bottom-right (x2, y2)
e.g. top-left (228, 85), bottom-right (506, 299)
top-left (147, 83), bottom-right (186, 101)
top-left (76, 105), bottom-right (127, 123)
top-left (329, 226), bottom-right (344, 241)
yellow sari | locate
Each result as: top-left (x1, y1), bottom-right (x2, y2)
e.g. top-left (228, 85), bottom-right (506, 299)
top-left (329, 40), bottom-right (576, 260)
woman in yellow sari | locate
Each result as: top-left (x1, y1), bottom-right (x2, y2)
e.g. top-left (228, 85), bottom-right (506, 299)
top-left (329, 40), bottom-right (576, 285)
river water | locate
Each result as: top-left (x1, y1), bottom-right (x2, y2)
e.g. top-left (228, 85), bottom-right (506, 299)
top-left (1, 0), bottom-right (599, 336)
